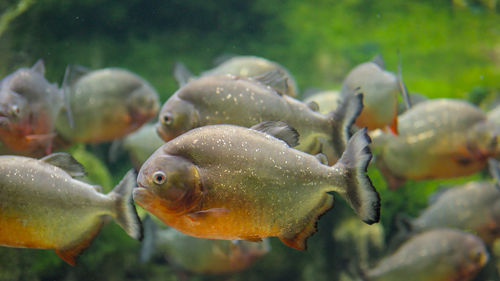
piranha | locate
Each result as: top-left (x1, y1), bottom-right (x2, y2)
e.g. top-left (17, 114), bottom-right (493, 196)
top-left (174, 55), bottom-right (299, 97)
top-left (135, 122), bottom-right (380, 250)
top-left (302, 89), bottom-right (341, 114)
top-left (56, 66), bottom-right (160, 144)
top-left (360, 228), bottom-right (488, 281)
top-left (340, 54), bottom-right (410, 134)
top-left (371, 99), bottom-right (500, 189)
top-left (121, 123), bottom-right (165, 170)
top-left (0, 153), bottom-right (142, 265)
top-left (140, 216), bottom-right (269, 274)
top-left (0, 59), bottom-right (69, 156)
top-left (157, 72), bottom-right (363, 165)
top-left (395, 181), bottom-right (500, 245)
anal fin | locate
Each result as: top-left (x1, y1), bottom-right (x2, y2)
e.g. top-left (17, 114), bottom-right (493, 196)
top-left (279, 194), bottom-right (334, 250)
top-left (55, 220), bottom-right (104, 265)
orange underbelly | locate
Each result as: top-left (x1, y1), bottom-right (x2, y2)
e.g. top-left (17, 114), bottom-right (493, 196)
top-left (0, 215), bottom-right (56, 250)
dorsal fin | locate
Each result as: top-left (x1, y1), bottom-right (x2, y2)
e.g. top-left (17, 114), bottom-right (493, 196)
top-left (251, 121), bottom-right (299, 147)
top-left (371, 54), bottom-right (385, 69)
top-left (40, 152), bottom-right (86, 177)
top-left (173, 61), bottom-right (195, 87)
top-left (252, 69), bottom-right (288, 96)
top-left (62, 65), bottom-right (90, 89)
top-left (31, 59), bottom-right (45, 75)
top-left (213, 53), bottom-right (238, 66)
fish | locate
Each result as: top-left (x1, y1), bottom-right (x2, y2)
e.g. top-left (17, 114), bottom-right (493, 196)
top-left (371, 99), bottom-right (499, 189)
top-left (361, 228), bottom-right (488, 281)
top-left (340, 54), bottom-right (410, 134)
top-left (140, 216), bottom-right (270, 274)
top-left (302, 89), bottom-right (341, 114)
top-left (174, 55), bottom-right (299, 97)
top-left (395, 181), bottom-right (500, 245)
top-left (0, 153), bottom-right (142, 265)
top-left (157, 72), bottom-right (363, 165)
top-left (134, 122), bottom-right (380, 250)
top-left (121, 123), bottom-right (165, 169)
top-left (55, 66), bottom-right (160, 143)
top-left (0, 59), bottom-right (68, 156)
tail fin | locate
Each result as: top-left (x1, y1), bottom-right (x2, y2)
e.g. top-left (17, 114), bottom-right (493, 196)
top-left (109, 169), bottom-right (143, 241)
top-left (139, 215), bottom-right (158, 263)
top-left (329, 92), bottom-right (364, 160)
top-left (334, 128), bottom-right (380, 224)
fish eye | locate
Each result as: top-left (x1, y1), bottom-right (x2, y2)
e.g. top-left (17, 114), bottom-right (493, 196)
top-left (153, 171), bottom-right (167, 185)
top-left (161, 114), bottom-right (173, 126)
top-left (9, 105), bottom-right (20, 116)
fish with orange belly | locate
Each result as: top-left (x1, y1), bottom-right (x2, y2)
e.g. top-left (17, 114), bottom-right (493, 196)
top-left (56, 66), bottom-right (160, 144)
top-left (134, 122), bottom-right (380, 250)
top-left (371, 98), bottom-right (500, 189)
top-left (340, 55), bottom-right (410, 134)
top-left (0, 59), bottom-right (70, 156)
top-left (0, 153), bottom-right (142, 265)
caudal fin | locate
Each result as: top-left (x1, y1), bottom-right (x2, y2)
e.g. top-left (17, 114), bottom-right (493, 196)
top-left (139, 215), bottom-right (158, 263)
top-left (329, 92), bottom-right (364, 161)
top-left (109, 169), bottom-right (143, 241)
top-left (334, 128), bottom-right (380, 224)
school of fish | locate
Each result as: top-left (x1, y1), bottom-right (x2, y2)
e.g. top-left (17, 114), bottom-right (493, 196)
top-left (0, 53), bottom-right (498, 280)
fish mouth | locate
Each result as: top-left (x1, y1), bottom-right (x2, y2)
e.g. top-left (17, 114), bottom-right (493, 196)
top-left (155, 123), bottom-right (171, 142)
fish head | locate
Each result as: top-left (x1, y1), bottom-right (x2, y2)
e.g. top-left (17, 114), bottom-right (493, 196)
top-left (0, 89), bottom-right (29, 124)
top-left (466, 121), bottom-right (500, 157)
top-left (128, 84), bottom-right (160, 125)
top-left (156, 96), bottom-right (199, 142)
top-left (136, 154), bottom-right (202, 215)
top-left (456, 234), bottom-right (489, 279)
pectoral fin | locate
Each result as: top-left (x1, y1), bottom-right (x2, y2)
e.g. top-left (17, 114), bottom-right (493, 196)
top-left (186, 208), bottom-right (230, 222)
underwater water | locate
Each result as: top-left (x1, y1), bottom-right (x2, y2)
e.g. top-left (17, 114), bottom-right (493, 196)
top-left (0, 0), bottom-right (500, 280)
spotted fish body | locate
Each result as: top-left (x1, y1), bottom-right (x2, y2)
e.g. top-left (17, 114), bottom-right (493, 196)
top-left (56, 67), bottom-right (160, 143)
top-left (157, 74), bottom-right (361, 165)
top-left (408, 181), bottom-right (500, 244)
top-left (364, 229), bottom-right (488, 281)
top-left (202, 56), bottom-right (299, 97)
top-left (372, 99), bottom-right (499, 189)
top-left (135, 124), bottom-right (379, 250)
top-left (0, 154), bottom-right (142, 265)
top-left (0, 60), bottom-right (65, 155)
top-left (141, 217), bottom-right (270, 274)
